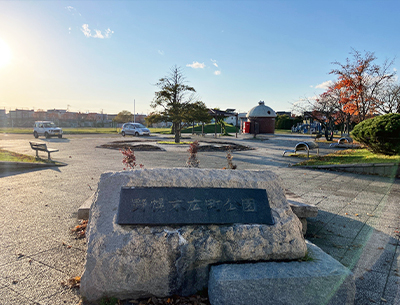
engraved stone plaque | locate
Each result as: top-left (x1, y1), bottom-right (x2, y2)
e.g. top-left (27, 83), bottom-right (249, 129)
top-left (116, 187), bottom-right (274, 225)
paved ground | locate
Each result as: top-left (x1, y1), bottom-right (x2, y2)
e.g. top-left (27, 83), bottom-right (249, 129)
top-left (0, 133), bottom-right (399, 304)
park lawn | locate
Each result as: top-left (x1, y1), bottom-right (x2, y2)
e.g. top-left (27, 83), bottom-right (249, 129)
top-left (0, 127), bottom-right (120, 134)
top-left (149, 128), bottom-right (171, 134)
top-left (274, 129), bottom-right (293, 134)
top-left (0, 127), bottom-right (171, 135)
top-left (181, 123), bottom-right (237, 134)
top-left (0, 148), bottom-right (49, 163)
top-left (294, 149), bottom-right (400, 166)
top-left (0, 127), bottom-right (32, 134)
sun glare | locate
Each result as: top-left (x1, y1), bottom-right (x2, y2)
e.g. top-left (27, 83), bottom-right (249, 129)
top-left (0, 39), bottom-right (12, 68)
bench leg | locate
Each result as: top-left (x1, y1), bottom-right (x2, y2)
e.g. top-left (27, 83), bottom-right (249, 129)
top-left (47, 152), bottom-right (51, 160)
top-left (36, 150), bottom-right (39, 158)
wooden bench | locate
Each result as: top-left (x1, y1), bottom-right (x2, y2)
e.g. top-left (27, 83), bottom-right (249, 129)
top-left (283, 141), bottom-right (319, 158)
top-left (29, 141), bottom-right (59, 160)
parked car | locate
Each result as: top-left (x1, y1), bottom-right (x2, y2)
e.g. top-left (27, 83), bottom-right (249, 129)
top-left (33, 121), bottom-right (63, 138)
top-left (121, 123), bottom-right (150, 136)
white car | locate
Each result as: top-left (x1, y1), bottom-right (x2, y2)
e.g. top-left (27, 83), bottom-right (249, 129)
top-left (121, 123), bottom-right (150, 136)
top-left (33, 121), bottom-right (63, 139)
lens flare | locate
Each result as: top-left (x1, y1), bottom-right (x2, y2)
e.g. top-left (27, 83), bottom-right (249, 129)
top-left (0, 38), bottom-right (12, 68)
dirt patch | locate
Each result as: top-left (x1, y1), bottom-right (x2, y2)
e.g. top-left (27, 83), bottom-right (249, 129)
top-left (98, 140), bottom-right (253, 152)
top-left (98, 143), bottom-right (165, 151)
top-left (197, 144), bottom-right (252, 152)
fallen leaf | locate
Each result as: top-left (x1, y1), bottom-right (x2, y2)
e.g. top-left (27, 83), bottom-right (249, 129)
top-left (355, 213), bottom-right (359, 216)
top-left (378, 247), bottom-right (384, 250)
top-left (345, 213), bottom-right (349, 215)
top-left (63, 276), bottom-right (81, 288)
top-left (381, 298), bottom-right (387, 302)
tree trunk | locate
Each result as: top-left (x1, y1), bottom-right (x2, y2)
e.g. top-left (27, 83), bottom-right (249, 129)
top-left (324, 121), bottom-right (334, 141)
top-left (174, 122), bottom-right (180, 143)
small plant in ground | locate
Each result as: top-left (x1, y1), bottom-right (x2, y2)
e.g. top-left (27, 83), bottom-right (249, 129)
top-left (298, 251), bottom-right (314, 262)
top-left (186, 140), bottom-right (200, 167)
top-left (120, 148), bottom-right (144, 170)
top-left (224, 146), bottom-right (237, 169)
top-left (99, 296), bottom-right (119, 305)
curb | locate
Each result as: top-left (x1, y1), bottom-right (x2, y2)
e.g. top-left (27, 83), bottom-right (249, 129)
top-left (297, 162), bottom-right (400, 178)
top-left (0, 161), bottom-right (68, 170)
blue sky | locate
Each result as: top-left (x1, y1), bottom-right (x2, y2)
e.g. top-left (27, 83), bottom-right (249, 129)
top-left (0, 0), bottom-right (399, 115)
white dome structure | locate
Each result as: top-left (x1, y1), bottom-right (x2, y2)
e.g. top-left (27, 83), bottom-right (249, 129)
top-left (246, 101), bottom-right (277, 118)
top-left (245, 101), bottom-right (276, 134)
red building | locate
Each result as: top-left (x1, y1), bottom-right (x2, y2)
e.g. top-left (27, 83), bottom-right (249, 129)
top-left (246, 101), bottom-right (276, 134)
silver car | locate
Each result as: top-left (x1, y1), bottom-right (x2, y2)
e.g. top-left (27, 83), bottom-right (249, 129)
top-left (121, 123), bottom-right (150, 137)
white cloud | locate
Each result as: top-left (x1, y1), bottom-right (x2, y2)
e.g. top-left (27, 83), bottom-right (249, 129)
top-left (105, 28), bottom-right (114, 38)
top-left (186, 62), bottom-right (205, 69)
top-left (315, 80), bottom-right (334, 89)
top-left (214, 70), bottom-right (221, 75)
top-left (81, 24), bottom-right (91, 37)
top-left (394, 68), bottom-right (397, 72)
top-left (211, 59), bottom-right (218, 68)
top-left (158, 50), bottom-right (164, 55)
top-left (65, 6), bottom-right (81, 16)
top-left (81, 24), bottom-right (114, 39)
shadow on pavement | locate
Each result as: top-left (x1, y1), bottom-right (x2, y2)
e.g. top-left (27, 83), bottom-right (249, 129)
top-left (306, 210), bottom-right (400, 304)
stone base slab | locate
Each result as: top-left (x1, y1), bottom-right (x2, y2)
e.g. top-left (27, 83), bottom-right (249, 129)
top-left (208, 240), bottom-right (355, 305)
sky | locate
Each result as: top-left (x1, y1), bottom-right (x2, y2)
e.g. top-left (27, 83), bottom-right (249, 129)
top-left (0, 0), bottom-right (399, 115)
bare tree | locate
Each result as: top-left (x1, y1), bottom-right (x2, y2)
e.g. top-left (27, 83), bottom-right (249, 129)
top-left (376, 82), bottom-right (400, 114)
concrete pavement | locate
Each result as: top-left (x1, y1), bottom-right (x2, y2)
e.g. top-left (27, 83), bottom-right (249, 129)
top-left (0, 133), bottom-right (399, 304)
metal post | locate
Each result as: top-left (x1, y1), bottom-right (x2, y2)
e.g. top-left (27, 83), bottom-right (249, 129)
top-left (235, 113), bottom-right (238, 138)
top-left (134, 99), bottom-right (136, 123)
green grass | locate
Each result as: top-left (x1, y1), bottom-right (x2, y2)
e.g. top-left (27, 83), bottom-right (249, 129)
top-left (294, 149), bottom-right (400, 166)
top-left (0, 127), bottom-right (172, 135)
top-left (274, 129), bottom-right (293, 134)
top-left (63, 128), bottom-right (119, 134)
top-left (0, 149), bottom-right (52, 163)
top-left (0, 127), bottom-right (32, 134)
top-left (181, 123), bottom-right (238, 134)
top-left (149, 127), bottom-right (171, 134)
top-left (0, 127), bottom-right (120, 134)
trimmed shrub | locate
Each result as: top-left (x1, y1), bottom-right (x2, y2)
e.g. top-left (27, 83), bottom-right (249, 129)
top-left (352, 113), bottom-right (400, 155)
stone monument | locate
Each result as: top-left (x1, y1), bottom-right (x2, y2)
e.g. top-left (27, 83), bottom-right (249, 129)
top-left (80, 168), bottom-right (307, 301)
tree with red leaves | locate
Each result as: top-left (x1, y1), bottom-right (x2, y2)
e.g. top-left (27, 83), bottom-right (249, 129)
top-left (330, 50), bottom-right (396, 122)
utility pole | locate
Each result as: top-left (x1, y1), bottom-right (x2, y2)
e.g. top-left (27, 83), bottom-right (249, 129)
top-left (134, 99), bottom-right (136, 123)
